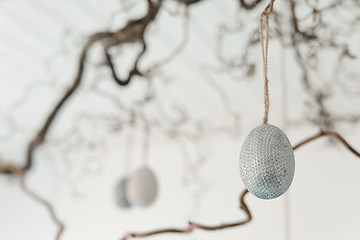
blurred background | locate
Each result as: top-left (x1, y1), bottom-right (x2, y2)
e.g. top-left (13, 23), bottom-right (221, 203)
top-left (0, 0), bottom-right (359, 239)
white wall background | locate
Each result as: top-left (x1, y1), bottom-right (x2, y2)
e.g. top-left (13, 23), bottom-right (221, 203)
top-left (0, 1), bottom-right (359, 240)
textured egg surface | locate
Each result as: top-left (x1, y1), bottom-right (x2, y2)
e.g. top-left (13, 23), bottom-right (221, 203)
top-left (126, 167), bottom-right (158, 207)
top-left (239, 124), bottom-right (295, 199)
top-left (115, 177), bottom-right (131, 209)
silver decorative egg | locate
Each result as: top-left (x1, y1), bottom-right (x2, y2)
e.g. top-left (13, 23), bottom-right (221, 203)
top-left (115, 177), bottom-right (131, 209)
top-left (239, 124), bottom-right (295, 199)
top-left (126, 167), bottom-right (158, 207)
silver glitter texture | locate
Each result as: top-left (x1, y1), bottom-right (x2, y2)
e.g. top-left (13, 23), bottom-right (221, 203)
top-left (239, 124), bottom-right (295, 199)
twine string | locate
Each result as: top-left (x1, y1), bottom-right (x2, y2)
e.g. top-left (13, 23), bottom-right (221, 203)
top-left (260, 5), bottom-right (271, 124)
top-left (142, 125), bottom-right (150, 165)
top-left (124, 127), bottom-right (134, 175)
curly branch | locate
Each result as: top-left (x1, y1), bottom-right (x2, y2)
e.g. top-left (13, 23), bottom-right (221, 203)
top-left (121, 189), bottom-right (251, 240)
top-left (104, 41), bottom-right (146, 86)
top-left (289, 0), bottom-right (317, 41)
top-left (0, 162), bottom-right (64, 240)
top-left (239, 0), bottom-right (264, 9)
top-left (0, 1), bottom-right (358, 240)
top-left (177, 0), bottom-right (204, 5)
top-left (0, 0), bottom-right (164, 174)
top-left (0, 2), bottom-right (164, 240)
top-left (22, 32), bottom-right (114, 173)
top-left (293, 130), bottom-right (360, 157)
top-left (120, 128), bottom-right (359, 240)
top-left (178, 0), bottom-right (266, 9)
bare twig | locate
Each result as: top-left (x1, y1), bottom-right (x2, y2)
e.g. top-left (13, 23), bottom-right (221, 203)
top-left (0, 162), bottom-right (64, 240)
top-left (0, 1), bottom-right (359, 240)
top-left (121, 189), bottom-right (251, 240)
top-left (293, 130), bottom-right (360, 157)
top-left (0, 0), bottom-right (164, 174)
top-left (23, 32), bottom-right (114, 173)
top-left (239, 0), bottom-right (263, 10)
top-left (0, 2), bottom-right (164, 240)
top-left (120, 128), bottom-right (360, 240)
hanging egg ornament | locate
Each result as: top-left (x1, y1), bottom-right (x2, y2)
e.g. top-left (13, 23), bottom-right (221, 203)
top-left (115, 177), bottom-right (131, 209)
top-left (126, 167), bottom-right (158, 207)
top-left (239, 124), bottom-right (295, 199)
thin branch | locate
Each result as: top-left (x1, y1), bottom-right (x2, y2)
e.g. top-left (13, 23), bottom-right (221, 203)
top-left (0, 32), bottom-right (114, 174)
top-left (289, 0), bottom-right (317, 41)
top-left (0, 2), bottom-right (164, 240)
top-left (104, 41), bottom-right (145, 86)
top-left (23, 32), bottom-right (113, 172)
top-left (0, 162), bottom-right (64, 240)
top-left (178, 0), bottom-right (265, 9)
top-left (121, 189), bottom-right (251, 240)
top-left (120, 128), bottom-right (360, 240)
top-left (177, 0), bottom-right (204, 5)
top-left (293, 130), bottom-right (360, 157)
top-left (239, 0), bottom-right (263, 10)
top-left (105, 0), bottom-right (163, 86)
top-left (0, 1), bottom-right (359, 240)
top-left (0, 0), bottom-right (164, 174)
top-left (147, 10), bottom-right (189, 71)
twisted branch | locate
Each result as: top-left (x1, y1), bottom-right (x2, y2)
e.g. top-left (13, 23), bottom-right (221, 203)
top-left (0, 0), bottom-right (163, 175)
top-left (23, 32), bottom-right (114, 173)
top-left (0, 162), bottom-right (64, 240)
top-left (121, 189), bottom-right (251, 240)
top-left (239, 0), bottom-right (264, 9)
top-left (120, 128), bottom-right (359, 240)
top-left (293, 130), bottom-right (360, 157)
top-left (0, 1), bottom-right (164, 240)
top-left (0, 1), bottom-right (359, 240)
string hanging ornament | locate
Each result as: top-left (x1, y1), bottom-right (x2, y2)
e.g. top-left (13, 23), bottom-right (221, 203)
top-left (126, 127), bottom-right (158, 207)
top-left (114, 128), bottom-right (135, 209)
top-left (116, 177), bottom-right (132, 208)
top-left (115, 127), bottom-right (158, 209)
top-left (126, 166), bottom-right (158, 207)
top-left (239, 2), bottom-right (295, 200)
